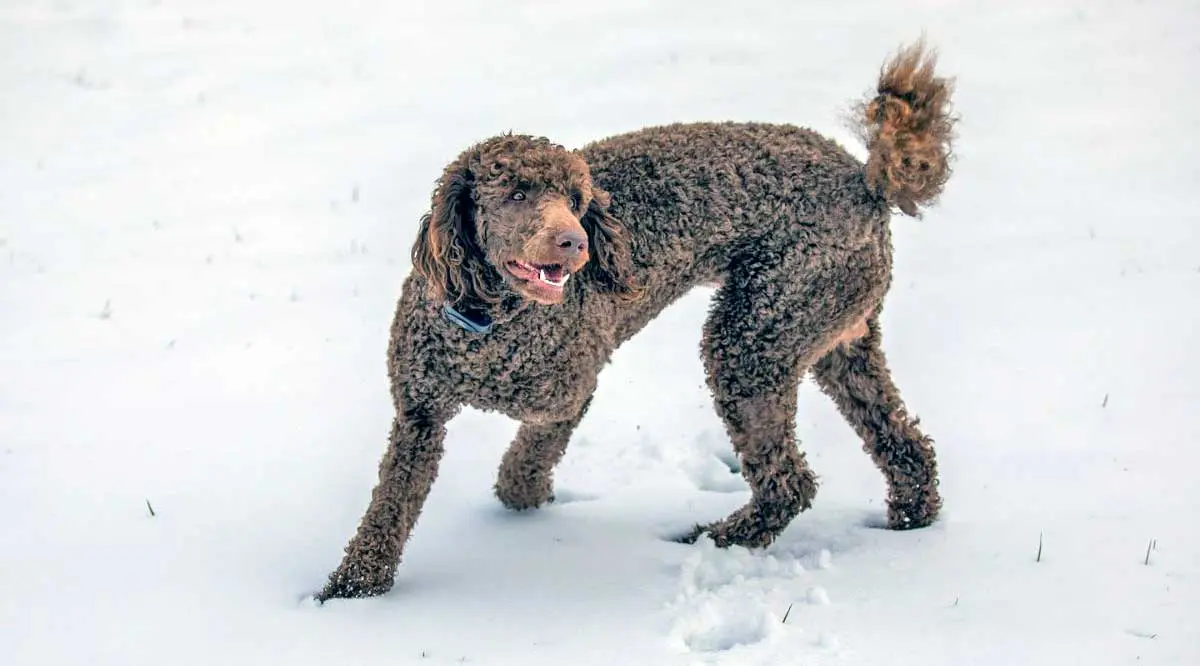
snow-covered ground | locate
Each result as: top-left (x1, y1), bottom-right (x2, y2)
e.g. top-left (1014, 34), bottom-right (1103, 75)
top-left (2, 1), bottom-right (1197, 664)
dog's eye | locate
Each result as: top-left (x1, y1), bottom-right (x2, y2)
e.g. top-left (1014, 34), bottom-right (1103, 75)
top-left (569, 194), bottom-right (581, 211)
top-left (510, 191), bottom-right (526, 202)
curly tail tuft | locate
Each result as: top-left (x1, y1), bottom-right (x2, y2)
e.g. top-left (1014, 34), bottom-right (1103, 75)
top-left (855, 40), bottom-right (957, 217)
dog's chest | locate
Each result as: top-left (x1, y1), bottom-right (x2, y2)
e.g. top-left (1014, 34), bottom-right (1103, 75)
top-left (454, 326), bottom-right (605, 425)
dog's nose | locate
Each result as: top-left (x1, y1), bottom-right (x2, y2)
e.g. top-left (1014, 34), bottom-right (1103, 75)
top-left (554, 229), bottom-right (588, 255)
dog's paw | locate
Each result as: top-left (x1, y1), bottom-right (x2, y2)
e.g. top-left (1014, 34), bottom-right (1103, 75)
top-left (316, 568), bottom-right (394, 602)
top-left (678, 486), bottom-right (815, 549)
top-left (494, 482), bottom-right (555, 511)
top-left (886, 489), bottom-right (942, 530)
top-left (672, 515), bottom-right (779, 550)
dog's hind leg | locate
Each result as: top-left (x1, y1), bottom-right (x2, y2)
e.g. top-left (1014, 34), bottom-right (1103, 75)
top-left (812, 313), bottom-right (942, 529)
top-left (682, 247), bottom-right (881, 548)
top-left (494, 398), bottom-right (591, 510)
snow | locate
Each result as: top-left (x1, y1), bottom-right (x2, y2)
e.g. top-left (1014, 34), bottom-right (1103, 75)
top-left (2, 0), bottom-right (1198, 664)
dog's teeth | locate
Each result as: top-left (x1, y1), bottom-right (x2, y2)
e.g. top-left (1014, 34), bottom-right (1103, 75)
top-left (535, 267), bottom-right (568, 287)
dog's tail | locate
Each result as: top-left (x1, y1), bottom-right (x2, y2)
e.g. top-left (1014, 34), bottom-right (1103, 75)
top-left (853, 40), bottom-right (957, 217)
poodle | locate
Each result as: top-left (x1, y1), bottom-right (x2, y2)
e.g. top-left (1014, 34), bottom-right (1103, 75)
top-left (318, 42), bottom-right (956, 600)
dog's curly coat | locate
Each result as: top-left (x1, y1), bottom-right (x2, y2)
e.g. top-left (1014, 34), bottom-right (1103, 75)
top-left (319, 42), bottom-right (957, 600)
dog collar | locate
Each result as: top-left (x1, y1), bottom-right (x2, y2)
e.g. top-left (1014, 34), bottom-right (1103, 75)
top-left (442, 302), bottom-right (493, 334)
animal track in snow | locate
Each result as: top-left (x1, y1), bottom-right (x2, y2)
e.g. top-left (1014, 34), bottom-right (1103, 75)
top-left (669, 593), bottom-right (782, 653)
top-left (806, 586), bottom-right (830, 606)
top-left (678, 430), bottom-right (746, 494)
top-left (666, 536), bottom-right (829, 656)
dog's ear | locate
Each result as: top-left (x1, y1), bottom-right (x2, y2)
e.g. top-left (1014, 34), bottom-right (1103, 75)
top-left (581, 187), bottom-right (643, 301)
top-left (411, 153), bottom-right (504, 305)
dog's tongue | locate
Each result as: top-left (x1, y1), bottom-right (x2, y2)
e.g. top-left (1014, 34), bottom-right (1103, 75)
top-left (542, 265), bottom-right (565, 282)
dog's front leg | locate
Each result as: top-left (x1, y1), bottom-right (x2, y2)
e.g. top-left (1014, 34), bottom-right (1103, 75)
top-left (494, 398), bottom-right (592, 510)
top-left (318, 403), bottom-right (449, 601)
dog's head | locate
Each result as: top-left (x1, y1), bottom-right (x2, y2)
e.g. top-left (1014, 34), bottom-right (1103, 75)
top-left (412, 134), bottom-right (641, 307)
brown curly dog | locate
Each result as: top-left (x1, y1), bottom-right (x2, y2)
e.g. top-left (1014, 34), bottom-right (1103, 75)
top-left (318, 42), bottom-right (957, 600)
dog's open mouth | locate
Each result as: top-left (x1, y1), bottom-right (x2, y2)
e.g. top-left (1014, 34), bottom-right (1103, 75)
top-left (505, 260), bottom-right (570, 289)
